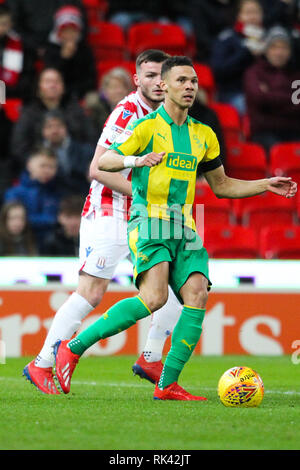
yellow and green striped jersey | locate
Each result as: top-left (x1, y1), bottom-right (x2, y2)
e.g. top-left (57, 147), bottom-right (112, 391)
top-left (110, 105), bottom-right (222, 230)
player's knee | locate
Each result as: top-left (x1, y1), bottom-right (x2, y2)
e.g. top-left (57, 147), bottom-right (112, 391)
top-left (197, 287), bottom-right (208, 308)
top-left (77, 273), bottom-right (109, 307)
top-left (183, 282), bottom-right (208, 308)
top-left (182, 275), bottom-right (209, 308)
top-left (86, 290), bottom-right (104, 307)
top-left (142, 287), bottom-right (169, 312)
top-left (185, 287), bottom-right (208, 309)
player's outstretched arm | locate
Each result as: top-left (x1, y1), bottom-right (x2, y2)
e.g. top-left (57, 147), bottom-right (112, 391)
top-left (98, 150), bottom-right (165, 172)
top-left (204, 165), bottom-right (297, 199)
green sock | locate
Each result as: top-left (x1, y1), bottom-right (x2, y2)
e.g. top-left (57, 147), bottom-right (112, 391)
top-left (68, 296), bottom-right (151, 355)
top-left (158, 305), bottom-right (205, 389)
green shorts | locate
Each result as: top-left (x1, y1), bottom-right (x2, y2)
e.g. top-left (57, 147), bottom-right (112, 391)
top-left (127, 218), bottom-right (211, 304)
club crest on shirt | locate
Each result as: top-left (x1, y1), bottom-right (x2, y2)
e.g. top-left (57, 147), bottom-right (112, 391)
top-left (96, 256), bottom-right (106, 269)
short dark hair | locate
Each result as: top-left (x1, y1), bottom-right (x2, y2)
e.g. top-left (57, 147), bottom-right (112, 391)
top-left (59, 195), bottom-right (84, 216)
top-left (136, 49), bottom-right (170, 71)
top-left (42, 109), bottom-right (67, 127)
top-left (29, 146), bottom-right (57, 160)
top-left (161, 56), bottom-right (194, 79)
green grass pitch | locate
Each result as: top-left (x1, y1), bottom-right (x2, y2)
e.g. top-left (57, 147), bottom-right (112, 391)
top-left (0, 355), bottom-right (299, 450)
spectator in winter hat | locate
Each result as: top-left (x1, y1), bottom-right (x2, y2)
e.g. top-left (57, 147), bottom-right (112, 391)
top-left (6, 0), bottom-right (87, 56)
top-left (244, 26), bottom-right (300, 153)
top-left (50, 5), bottom-right (83, 41)
top-left (44, 5), bottom-right (97, 99)
top-left (263, 25), bottom-right (292, 56)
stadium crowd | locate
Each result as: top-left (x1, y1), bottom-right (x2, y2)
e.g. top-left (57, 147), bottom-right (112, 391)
top-left (0, 0), bottom-right (299, 258)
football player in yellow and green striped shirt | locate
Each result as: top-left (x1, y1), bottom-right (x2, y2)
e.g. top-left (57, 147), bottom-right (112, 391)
top-left (111, 103), bottom-right (221, 231)
top-left (54, 56), bottom-right (297, 400)
top-left (109, 97), bottom-right (222, 304)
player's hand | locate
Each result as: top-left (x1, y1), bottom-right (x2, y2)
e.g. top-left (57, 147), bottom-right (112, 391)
top-left (135, 152), bottom-right (165, 168)
top-left (267, 176), bottom-right (297, 198)
top-left (61, 40), bottom-right (77, 58)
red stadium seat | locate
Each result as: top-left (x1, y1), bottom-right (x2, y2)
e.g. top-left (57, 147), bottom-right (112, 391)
top-left (185, 33), bottom-right (197, 59)
top-left (260, 225), bottom-right (300, 259)
top-left (204, 225), bottom-right (259, 259)
top-left (241, 113), bottom-right (251, 140)
top-left (82, 0), bottom-right (106, 5)
top-left (96, 60), bottom-right (136, 84)
top-left (226, 142), bottom-right (267, 180)
top-left (3, 98), bottom-right (23, 122)
top-left (269, 142), bottom-right (300, 184)
top-left (210, 102), bottom-right (242, 143)
top-left (297, 190), bottom-right (300, 220)
top-left (83, 0), bottom-right (108, 22)
top-left (193, 181), bottom-right (235, 236)
top-left (233, 191), bottom-right (297, 229)
top-left (127, 22), bottom-right (187, 58)
top-left (193, 63), bottom-right (216, 102)
top-left (87, 21), bottom-right (126, 61)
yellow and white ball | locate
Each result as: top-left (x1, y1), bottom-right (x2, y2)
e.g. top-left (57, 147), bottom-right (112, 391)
top-left (218, 366), bottom-right (264, 407)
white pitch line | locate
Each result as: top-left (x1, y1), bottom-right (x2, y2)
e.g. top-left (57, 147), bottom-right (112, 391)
top-left (2, 376), bottom-right (298, 396)
top-left (74, 381), bottom-right (300, 396)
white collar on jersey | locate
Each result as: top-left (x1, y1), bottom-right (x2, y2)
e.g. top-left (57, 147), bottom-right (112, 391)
top-left (136, 90), bottom-right (156, 114)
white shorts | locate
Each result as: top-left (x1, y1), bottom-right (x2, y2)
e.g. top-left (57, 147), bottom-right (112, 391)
top-left (79, 209), bottom-right (129, 279)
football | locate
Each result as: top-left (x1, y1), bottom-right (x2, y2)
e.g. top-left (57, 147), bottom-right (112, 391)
top-left (218, 366), bottom-right (264, 407)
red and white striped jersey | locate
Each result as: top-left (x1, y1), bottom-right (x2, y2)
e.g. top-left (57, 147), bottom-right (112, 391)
top-left (82, 91), bottom-right (153, 219)
top-left (0, 30), bottom-right (23, 87)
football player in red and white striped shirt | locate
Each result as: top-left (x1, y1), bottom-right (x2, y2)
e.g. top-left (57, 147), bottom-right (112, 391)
top-left (23, 49), bottom-right (183, 394)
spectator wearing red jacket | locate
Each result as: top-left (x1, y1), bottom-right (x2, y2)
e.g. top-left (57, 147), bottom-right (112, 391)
top-left (244, 26), bottom-right (300, 154)
top-left (0, 3), bottom-right (23, 96)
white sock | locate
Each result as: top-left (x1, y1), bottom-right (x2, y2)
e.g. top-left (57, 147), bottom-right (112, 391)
top-left (143, 287), bottom-right (182, 362)
top-left (34, 354), bottom-right (53, 368)
top-left (35, 292), bottom-right (94, 367)
top-left (143, 339), bottom-right (166, 363)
